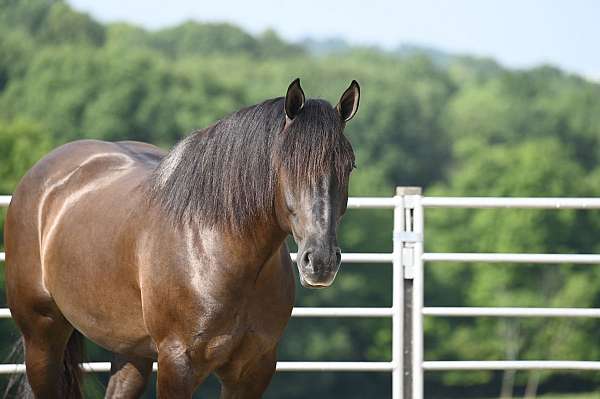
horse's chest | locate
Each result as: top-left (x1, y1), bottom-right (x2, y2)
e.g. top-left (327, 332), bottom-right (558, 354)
top-left (201, 327), bottom-right (272, 359)
top-left (185, 311), bottom-right (283, 373)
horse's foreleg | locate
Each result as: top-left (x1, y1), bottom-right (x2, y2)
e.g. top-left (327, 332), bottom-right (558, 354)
top-left (105, 353), bottom-right (152, 399)
top-left (216, 349), bottom-right (277, 399)
top-left (156, 340), bottom-right (208, 399)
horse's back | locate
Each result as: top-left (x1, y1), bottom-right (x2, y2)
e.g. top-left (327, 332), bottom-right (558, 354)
top-left (8, 139), bottom-right (163, 213)
top-left (5, 139), bottom-right (165, 356)
top-left (7, 139), bottom-right (164, 251)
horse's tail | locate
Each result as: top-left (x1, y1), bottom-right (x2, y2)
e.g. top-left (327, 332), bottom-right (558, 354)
top-left (3, 331), bottom-right (85, 399)
top-left (62, 330), bottom-right (85, 399)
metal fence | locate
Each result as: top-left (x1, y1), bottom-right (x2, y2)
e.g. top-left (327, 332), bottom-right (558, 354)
top-left (2, 189), bottom-right (600, 398)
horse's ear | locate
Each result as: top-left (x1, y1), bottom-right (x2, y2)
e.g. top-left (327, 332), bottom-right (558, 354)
top-left (336, 80), bottom-right (360, 122)
top-left (285, 78), bottom-right (305, 120)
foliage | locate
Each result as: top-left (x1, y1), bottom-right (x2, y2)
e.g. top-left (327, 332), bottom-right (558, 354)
top-left (1, 0), bottom-right (600, 397)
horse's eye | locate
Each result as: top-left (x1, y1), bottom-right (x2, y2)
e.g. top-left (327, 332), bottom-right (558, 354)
top-left (351, 161), bottom-right (357, 170)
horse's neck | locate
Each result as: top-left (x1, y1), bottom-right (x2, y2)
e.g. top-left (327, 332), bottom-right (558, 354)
top-left (184, 219), bottom-right (288, 270)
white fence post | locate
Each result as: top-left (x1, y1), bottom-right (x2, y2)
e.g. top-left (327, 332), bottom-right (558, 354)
top-left (392, 189), bottom-right (404, 398)
top-left (411, 190), bottom-right (424, 399)
top-left (396, 187), bottom-right (424, 399)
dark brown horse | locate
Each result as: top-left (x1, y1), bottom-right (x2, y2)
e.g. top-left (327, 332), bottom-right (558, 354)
top-left (4, 79), bottom-right (360, 398)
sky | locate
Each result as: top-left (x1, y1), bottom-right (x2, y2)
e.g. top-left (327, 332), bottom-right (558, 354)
top-left (69, 0), bottom-right (600, 79)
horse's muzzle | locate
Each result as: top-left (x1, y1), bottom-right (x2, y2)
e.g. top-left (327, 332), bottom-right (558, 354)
top-left (297, 246), bottom-right (342, 288)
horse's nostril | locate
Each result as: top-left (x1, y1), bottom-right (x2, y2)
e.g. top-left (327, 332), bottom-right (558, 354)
top-left (302, 251), bottom-right (312, 267)
top-left (335, 249), bottom-right (342, 265)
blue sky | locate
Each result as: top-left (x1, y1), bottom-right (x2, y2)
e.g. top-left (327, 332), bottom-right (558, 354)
top-left (69, 0), bottom-right (600, 78)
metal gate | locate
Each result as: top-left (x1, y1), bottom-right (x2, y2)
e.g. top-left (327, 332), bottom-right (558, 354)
top-left (3, 188), bottom-right (600, 398)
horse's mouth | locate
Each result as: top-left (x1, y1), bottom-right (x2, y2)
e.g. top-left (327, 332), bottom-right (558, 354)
top-left (299, 274), bottom-right (333, 289)
top-left (303, 282), bottom-right (329, 289)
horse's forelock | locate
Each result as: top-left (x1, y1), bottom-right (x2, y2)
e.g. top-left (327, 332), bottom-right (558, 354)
top-left (275, 99), bottom-right (355, 191)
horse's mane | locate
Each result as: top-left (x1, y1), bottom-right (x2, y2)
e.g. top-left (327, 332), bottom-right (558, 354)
top-left (149, 97), bottom-right (354, 233)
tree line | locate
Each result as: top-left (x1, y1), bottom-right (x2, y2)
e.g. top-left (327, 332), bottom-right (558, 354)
top-left (2, 1), bottom-right (600, 397)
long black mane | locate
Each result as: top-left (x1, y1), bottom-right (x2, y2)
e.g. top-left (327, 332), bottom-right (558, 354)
top-left (150, 97), bottom-right (354, 233)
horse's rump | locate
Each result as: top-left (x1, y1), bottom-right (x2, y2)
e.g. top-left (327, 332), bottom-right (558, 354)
top-left (6, 139), bottom-right (164, 358)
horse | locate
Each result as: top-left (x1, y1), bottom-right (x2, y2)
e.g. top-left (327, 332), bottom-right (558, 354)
top-left (3, 78), bottom-right (360, 398)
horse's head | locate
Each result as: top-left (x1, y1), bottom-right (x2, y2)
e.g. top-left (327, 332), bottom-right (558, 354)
top-left (274, 79), bottom-right (360, 289)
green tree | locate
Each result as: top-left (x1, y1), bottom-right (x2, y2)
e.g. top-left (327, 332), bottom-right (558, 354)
top-left (1, 0), bottom-right (600, 396)
top-left (426, 139), bottom-right (600, 396)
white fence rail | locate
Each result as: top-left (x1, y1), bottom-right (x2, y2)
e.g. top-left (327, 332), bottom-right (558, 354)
top-left (2, 191), bottom-right (600, 398)
top-left (423, 361), bottom-right (600, 371)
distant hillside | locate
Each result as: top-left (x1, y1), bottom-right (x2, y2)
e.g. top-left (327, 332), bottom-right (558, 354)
top-left (301, 37), bottom-right (453, 65)
top-left (0, 0), bottom-right (500, 72)
top-left (0, 0), bottom-right (303, 58)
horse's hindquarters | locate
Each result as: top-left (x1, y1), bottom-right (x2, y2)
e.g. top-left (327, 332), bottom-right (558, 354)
top-left (6, 140), bottom-right (164, 358)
